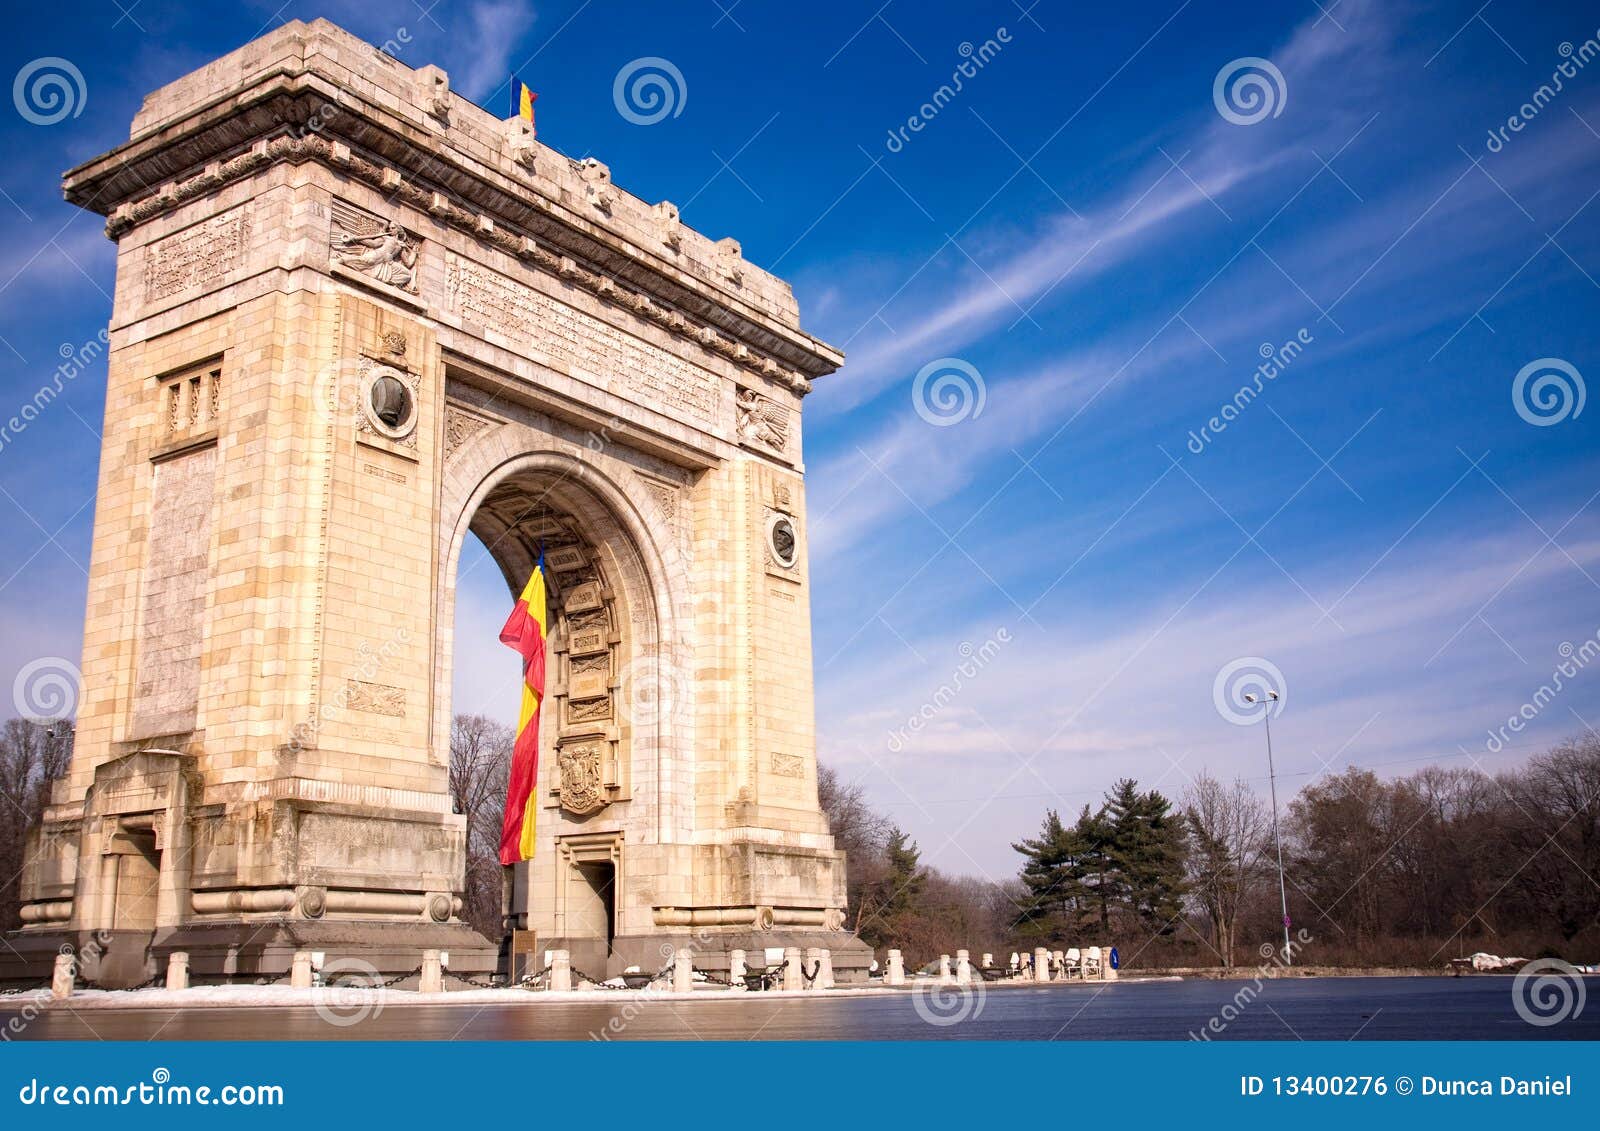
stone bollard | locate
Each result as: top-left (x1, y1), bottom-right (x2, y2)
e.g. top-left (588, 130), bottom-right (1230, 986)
top-left (1034, 947), bottom-right (1050, 983)
top-left (886, 949), bottom-right (905, 986)
top-left (51, 953), bottom-right (75, 1000)
top-left (291, 950), bottom-right (313, 989)
top-left (420, 949), bottom-right (443, 994)
top-left (165, 952), bottom-right (190, 992)
top-left (819, 948), bottom-right (835, 990)
top-left (673, 947), bottom-right (694, 993)
top-left (938, 954), bottom-right (953, 985)
top-left (956, 949), bottom-right (972, 986)
top-left (549, 949), bottom-right (572, 992)
top-left (803, 947), bottom-right (824, 990)
top-left (729, 949), bottom-right (746, 987)
top-left (782, 947), bottom-right (803, 991)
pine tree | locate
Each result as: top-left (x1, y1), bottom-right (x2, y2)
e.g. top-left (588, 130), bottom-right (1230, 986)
top-left (1011, 809), bottom-right (1075, 940)
top-left (859, 825), bottom-right (926, 948)
top-left (1105, 778), bottom-right (1188, 933)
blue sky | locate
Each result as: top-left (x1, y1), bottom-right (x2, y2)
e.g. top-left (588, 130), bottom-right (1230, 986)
top-left (1, 0), bottom-right (1598, 877)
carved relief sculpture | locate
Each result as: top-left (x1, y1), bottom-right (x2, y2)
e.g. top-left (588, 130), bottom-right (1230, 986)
top-left (557, 742), bottom-right (607, 815)
top-left (332, 203), bottom-right (420, 293)
top-left (737, 388), bottom-right (789, 452)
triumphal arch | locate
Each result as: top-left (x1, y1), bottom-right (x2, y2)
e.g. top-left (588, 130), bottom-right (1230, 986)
top-left (5, 19), bottom-right (864, 985)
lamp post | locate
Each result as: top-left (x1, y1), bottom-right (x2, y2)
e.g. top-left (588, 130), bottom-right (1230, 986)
top-left (1243, 690), bottom-right (1291, 966)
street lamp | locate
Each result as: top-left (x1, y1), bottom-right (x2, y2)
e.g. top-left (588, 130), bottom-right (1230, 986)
top-left (1243, 690), bottom-right (1292, 966)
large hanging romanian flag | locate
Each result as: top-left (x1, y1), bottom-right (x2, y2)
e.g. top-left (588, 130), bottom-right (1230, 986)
top-left (498, 553), bottom-right (547, 865)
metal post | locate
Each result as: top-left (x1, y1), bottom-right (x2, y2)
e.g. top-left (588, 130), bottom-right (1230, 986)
top-left (1263, 711), bottom-right (1292, 966)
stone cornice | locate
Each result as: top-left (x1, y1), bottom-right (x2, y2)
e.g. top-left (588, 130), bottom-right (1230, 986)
top-left (64, 69), bottom-right (842, 391)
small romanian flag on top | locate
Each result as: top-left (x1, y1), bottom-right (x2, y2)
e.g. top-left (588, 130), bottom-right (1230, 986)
top-left (513, 77), bottom-right (538, 135)
top-left (498, 551), bottom-right (547, 865)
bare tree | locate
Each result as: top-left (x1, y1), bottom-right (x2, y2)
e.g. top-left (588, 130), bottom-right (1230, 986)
top-left (449, 713), bottom-right (513, 939)
top-left (1183, 770), bottom-right (1270, 967)
top-left (816, 762), bottom-right (891, 933)
top-left (0, 718), bottom-right (73, 930)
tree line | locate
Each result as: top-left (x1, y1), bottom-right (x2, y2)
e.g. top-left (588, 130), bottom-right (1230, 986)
top-left (4, 714), bottom-right (1596, 972)
top-left (821, 733), bottom-right (1600, 969)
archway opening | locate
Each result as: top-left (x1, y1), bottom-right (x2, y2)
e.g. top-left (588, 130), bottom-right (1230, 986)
top-left (443, 464), bottom-right (653, 955)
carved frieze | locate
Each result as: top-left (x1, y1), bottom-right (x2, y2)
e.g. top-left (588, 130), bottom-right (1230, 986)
top-left (100, 135), bottom-right (822, 397)
top-left (443, 252), bottom-right (718, 426)
top-left (143, 205), bottom-right (251, 302)
top-left (346, 679), bottom-right (405, 717)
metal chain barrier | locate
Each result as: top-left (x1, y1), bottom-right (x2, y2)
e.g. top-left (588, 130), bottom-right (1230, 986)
top-left (443, 970), bottom-right (509, 990)
top-left (692, 967), bottom-right (738, 987)
top-left (76, 973), bottom-right (162, 993)
top-left (569, 967), bottom-right (627, 989)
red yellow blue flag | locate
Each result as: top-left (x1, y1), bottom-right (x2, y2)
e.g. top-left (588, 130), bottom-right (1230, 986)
top-left (498, 551), bottom-right (547, 864)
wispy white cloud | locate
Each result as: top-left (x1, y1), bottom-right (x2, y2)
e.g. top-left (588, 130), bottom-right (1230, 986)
top-left (817, 513), bottom-right (1600, 874)
top-left (450, 0), bottom-right (538, 105)
top-left (813, 0), bottom-right (1401, 413)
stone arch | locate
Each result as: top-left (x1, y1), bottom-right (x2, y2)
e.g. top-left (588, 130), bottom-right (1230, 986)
top-left (435, 421), bottom-right (693, 846)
